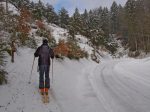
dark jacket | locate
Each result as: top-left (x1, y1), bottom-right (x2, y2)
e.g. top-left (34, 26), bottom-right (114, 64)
top-left (34, 43), bottom-right (54, 66)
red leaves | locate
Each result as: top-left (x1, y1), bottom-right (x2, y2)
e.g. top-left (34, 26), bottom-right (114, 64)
top-left (17, 7), bottom-right (31, 35)
top-left (54, 40), bottom-right (69, 56)
top-left (54, 39), bottom-right (87, 59)
top-left (36, 20), bottom-right (45, 30)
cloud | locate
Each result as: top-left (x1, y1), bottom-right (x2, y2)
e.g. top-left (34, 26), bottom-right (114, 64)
top-left (31, 0), bottom-right (127, 15)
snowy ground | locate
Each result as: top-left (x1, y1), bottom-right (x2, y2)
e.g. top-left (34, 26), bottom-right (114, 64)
top-left (0, 47), bottom-right (150, 112)
top-left (0, 48), bottom-right (61, 112)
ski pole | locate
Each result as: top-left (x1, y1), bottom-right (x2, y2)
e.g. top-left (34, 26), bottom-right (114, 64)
top-left (28, 57), bottom-right (35, 84)
top-left (51, 59), bottom-right (53, 84)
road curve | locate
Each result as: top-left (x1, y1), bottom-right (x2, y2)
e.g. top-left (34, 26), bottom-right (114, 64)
top-left (89, 59), bottom-right (150, 112)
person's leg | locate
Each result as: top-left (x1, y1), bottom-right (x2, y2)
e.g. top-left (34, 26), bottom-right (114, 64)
top-left (39, 65), bottom-right (45, 90)
top-left (45, 65), bottom-right (50, 90)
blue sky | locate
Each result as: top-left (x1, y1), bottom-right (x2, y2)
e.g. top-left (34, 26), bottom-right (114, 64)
top-left (31, 0), bottom-right (127, 15)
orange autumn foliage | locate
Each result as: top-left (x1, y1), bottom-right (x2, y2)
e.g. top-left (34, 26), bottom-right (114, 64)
top-left (54, 40), bottom-right (69, 56)
top-left (36, 20), bottom-right (45, 30)
top-left (17, 7), bottom-right (31, 35)
top-left (54, 39), bottom-right (88, 59)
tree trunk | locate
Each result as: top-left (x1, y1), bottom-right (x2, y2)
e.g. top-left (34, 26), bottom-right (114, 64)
top-left (11, 51), bottom-right (14, 63)
top-left (135, 34), bottom-right (138, 51)
top-left (6, 0), bottom-right (8, 13)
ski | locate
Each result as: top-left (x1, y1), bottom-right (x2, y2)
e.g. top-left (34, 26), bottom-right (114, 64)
top-left (39, 90), bottom-right (46, 103)
top-left (39, 90), bottom-right (50, 103)
top-left (41, 94), bottom-right (46, 103)
top-left (44, 93), bottom-right (49, 103)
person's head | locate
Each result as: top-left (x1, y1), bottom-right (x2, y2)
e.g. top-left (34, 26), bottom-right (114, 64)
top-left (42, 39), bottom-right (48, 44)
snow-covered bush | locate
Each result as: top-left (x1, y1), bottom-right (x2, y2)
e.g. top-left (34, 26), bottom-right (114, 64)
top-left (48, 37), bottom-right (56, 48)
top-left (54, 39), bottom-right (88, 60)
top-left (24, 37), bottom-right (37, 49)
top-left (36, 29), bottom-right (49, 38)
top-left (67, 41), bottom-right (88, 60)
top-left (0, 41), bottom-right (7, 85)
top-left (128, 51), bottom-right (140, 57)
top-left (105, 42), bottom-right (118, 54)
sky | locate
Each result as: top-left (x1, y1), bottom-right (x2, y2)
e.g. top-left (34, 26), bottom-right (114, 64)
top-left (31, 0), bottom-right (127, 15)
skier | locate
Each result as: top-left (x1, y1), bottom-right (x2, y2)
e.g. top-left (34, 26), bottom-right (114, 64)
top-left (34, 39), bottom-right (54, 95)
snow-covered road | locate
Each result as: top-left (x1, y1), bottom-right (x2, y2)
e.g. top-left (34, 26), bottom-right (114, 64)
top-left (90, 59), bottom-right (150, 112)
top-left (53, 58), bottom-right (150, 112)
top-left (0, 48), bottom-right (150, 112)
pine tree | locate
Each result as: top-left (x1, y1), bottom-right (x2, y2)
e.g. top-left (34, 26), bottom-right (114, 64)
top-left (9, 0), bottom-right (30, 9)
top-left (0, 5), bottom-right (7, 84)
top-left (81, 9), bottom-right (90, 37)
top-left (135, 0), bottom-right (150, 52)
top-left (32, 1), bottom-right (45, 20)
top-left (117, 4), bottom-right (126, 36)
top-left (0, 40), bottom-right (7, 85)
top-left (135, 0), bottom-right (145, 51)
top-left (110, 1), bottom-right (119, 34)
top-left (125, 0), bottom-right (137, 51)
top-left (100, 7), bottom-right (110, 38)
top-left (68, 17), bottom-right (76, 40)
top-left (45, 3), bottom-right (58, 24)
top-left (68, 8), bottom-right (83, 38)
top-left (88, 10), bottom-right (100, 30)
top-left (73, 8), bottom-right (83, 33)
top-left (82, 9), bottom-right (88, 20)
top-left (58, 7), bottom-right (69, 28)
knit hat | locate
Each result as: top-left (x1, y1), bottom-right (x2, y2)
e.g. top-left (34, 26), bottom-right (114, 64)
top-left (43, 39), bottom-right (48, 44)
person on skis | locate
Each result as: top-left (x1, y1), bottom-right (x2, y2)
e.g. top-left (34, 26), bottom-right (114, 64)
top-left (34, 39), bottom-right (54, 95)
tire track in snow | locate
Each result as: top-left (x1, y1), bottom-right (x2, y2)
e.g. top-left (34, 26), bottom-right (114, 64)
top-left (101, 63), bottom-right (141, 112)
top-left (89, 60), bottom-right (150, 112)
top-left (88, 63), bottom-right (113, 112)
top-left (80, 62), bottom-right (107, 112)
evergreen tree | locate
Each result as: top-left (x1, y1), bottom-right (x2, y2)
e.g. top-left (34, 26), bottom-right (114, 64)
top-left (81, 9), bottom-right (90, 37)
top-left (73, 8), bottom-right (83, 32)
top-left (97, 6), bottom-right (103, 15)
top-left (0, 40), bottom-right (7, 85)
top-left (143, 0), bottom-right (150, 12)
top-left (45, 3), bottom-right (59, 24)
top-left (0, 5), bottom-right (8, 84)
top-left (69, 8), bottom-right (83, 35)
top-left (9, 0), bottom-right (30, 9)
top-left (110, 1), bottom-right (119, 34)
top-left (58, 7), bottom-right (69, 28)
top-left (82, 9), bottom-right (88, 20)
top-left (117, 4), bottom-right (126, 35)
top-left (135, 0), bottom-right (150, 52)
top-left (125, 0), bottom-right (137, 51)
top-left (88, 10), bottom-right (100, 30)
top-left (68, 17), bottom-right (76, 40)
top-left (32, 1), bottom-right (45, 20)
top-left (100, 7), bottom-right (110, 38)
